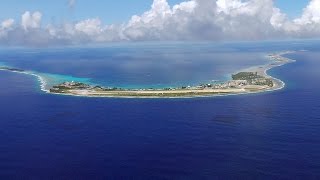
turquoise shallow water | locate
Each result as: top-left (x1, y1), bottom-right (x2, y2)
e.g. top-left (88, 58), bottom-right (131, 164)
top-left (0, 61), bottom-right (7, 66)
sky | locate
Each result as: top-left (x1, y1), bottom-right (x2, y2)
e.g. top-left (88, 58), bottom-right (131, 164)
top-left (0, 0), bottom-right (310, 24)
top-left (0, 0), bottom-right (319, 46)
top-left (0, 0), bottom-right (186, 24)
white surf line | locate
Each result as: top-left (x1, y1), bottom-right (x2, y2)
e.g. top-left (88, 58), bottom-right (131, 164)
top-left (24, 72), bottom-right (50, 93)
top-left (266, 51), bottom-right (296, 92)
top-left (0, 68), bottom-right (50, 93)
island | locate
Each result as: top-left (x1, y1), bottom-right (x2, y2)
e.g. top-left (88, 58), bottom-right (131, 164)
top-left (0, 51), bottom-right (296, 98)
top-left (48, 51), bottom-right (295, 98)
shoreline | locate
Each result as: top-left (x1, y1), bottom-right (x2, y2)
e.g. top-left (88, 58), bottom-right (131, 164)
top-left (0, 51), bottom-right (296, 98)
top-left (0, 69), bottom-right (50, 93)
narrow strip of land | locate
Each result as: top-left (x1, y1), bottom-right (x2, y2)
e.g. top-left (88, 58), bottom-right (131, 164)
top-left (48, 51), bottom-right (296, 98)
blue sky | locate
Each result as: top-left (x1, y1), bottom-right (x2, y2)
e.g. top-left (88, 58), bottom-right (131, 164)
top-left (275, 0), bottom-right (310, 18)
top-left (0, 0), bottom-right (186, 24)
top-left (0, 0), bottom-right (311, 24)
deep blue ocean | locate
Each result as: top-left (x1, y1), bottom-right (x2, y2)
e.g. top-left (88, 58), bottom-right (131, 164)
top-left (0, 41), bottom-right (320, 179)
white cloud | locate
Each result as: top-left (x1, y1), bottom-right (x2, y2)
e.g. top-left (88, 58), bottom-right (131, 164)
top-left (123, 0), bottom-right (173, 40)
top-left (121, 0), bottom-right (320, 41)
top-left (173, 1), bottom-right (197, 13)
top-left (75, 18), bottom-right (103, 36)
top-left (21, 11), bottom-right (42, 30)
top-left (216, 0), bottom-right (246, 14)
top-left (1, 19), bottom-right (15, 29)
top-left (295, 0), bottom-right (320, 25)
top-left (1, 0), bottom-right (320, 46)
top-left (0, 19), bottom-right (15, 38)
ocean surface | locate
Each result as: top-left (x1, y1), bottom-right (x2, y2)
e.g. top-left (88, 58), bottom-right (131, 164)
top-left (0, 41), bottom-right (320, 179)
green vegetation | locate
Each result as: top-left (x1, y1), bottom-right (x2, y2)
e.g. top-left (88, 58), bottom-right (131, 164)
top-left (232, 72), bottom-right (273, 87)
top-left (252, 78), bottom-right (274, 87)
top-left (232, 72), bottom-right (263, 80)
top-left (52, 82), bottom-right (89, 89)
top-left (50, 82), bottom-right (90, 93)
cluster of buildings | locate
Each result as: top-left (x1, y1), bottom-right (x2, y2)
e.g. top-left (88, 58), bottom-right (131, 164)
top-left (50, 81), bottom-right (91, 92)
top-left (267, 53), bottom-right (291, 62)
top-left (212, 80), bottom-right (248, 89)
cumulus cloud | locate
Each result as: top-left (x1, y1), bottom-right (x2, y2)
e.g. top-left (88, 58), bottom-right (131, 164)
top-left (0, 0), bottom-right (320, 46)
top-left (216, 0), bottom-right (245, 14)
top-left (21, 11), bottom-right (42, 31)
top-left (74, 18), bottom-right (103, 36)
top-left (1, 19), bottom-right (15, 29)
top-left (295, 0), bottom-right (320, 24)
top-left (123, 0), bottom-right (221, 41)
top-left (0, 19), bottom-right (15, 38)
